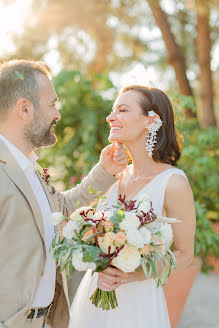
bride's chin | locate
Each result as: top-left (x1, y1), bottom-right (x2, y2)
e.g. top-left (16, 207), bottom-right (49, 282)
top-left (108, 136), bottom-right (121, 143)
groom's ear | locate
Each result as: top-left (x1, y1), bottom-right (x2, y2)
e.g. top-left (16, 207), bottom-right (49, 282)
top-left (15, 98), bottom-right (35, 122)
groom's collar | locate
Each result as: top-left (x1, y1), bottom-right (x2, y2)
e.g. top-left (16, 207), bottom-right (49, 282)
top-left (0, 135), bottom-right (38, 171)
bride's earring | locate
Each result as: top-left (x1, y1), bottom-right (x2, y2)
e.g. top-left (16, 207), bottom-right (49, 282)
top-left (145, 110), bottom-right (162, 158)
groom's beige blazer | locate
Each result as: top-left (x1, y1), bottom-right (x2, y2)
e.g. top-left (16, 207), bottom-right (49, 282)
top-left (0, 140), bottom-right (117, 328)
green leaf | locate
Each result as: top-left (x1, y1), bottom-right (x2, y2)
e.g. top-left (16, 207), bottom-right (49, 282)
top-left (110, 210), bottom-right (125, 229)
top-left (82, 246), bottom-right (101, 262)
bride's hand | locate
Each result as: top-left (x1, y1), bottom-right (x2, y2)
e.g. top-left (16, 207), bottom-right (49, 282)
top-left (97, 267), bottom-right (140, 291)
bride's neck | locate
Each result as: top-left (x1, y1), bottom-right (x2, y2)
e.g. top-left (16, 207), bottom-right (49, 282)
top-left (124, 141), bottom-right (166, 177)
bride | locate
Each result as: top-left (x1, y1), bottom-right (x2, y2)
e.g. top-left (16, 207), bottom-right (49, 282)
top-left (70, 85), bottom-right (196, 328)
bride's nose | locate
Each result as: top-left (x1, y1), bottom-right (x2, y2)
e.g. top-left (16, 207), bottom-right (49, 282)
top-left (106, 111), bottom-right (116, 123)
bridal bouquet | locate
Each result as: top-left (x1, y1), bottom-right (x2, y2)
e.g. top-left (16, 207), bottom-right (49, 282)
top-left (50, 192), bottom-right (180, 310)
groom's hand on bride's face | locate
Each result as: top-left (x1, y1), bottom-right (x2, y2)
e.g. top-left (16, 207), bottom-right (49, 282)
top-left (100, 143), bottom-right (128, 176)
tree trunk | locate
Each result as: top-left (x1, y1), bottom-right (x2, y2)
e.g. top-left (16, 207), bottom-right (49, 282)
top-left (147, 0), bottom-right (196, 118)
top-left (196, 0), bottom-right (216, 127)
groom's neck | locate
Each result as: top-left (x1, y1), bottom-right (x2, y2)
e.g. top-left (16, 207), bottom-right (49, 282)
top-left (0, 128), bottom-right (33, 159)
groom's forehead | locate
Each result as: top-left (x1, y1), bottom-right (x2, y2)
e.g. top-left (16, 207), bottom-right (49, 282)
top-left (37, 74), bottom-right (56, 99)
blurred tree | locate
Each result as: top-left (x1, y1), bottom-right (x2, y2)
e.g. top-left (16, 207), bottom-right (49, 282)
top-left (196, 0), bottom-right (216, 127)
top-left (1, 0), bottom-right (218, 124)
top-left (147, 0), bottom-right (195, 118)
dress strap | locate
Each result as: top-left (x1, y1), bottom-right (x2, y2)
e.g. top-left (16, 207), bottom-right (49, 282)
top-left (157, 168), bottom-right (188, 214)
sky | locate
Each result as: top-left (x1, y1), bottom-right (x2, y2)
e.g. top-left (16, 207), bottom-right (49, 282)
top-left (0, 0), bottom-right (218, 90)
top-left (0, 0), bottom-right (33, 56)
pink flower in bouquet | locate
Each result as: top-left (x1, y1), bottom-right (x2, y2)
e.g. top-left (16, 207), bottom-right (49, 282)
top-left (152, 237), bottom-right (166, 255)
top-left (152, 237), bottom-right (164, 245)
top-left (140, 244), bottom-right (153, 255)
top-left (103, 220), bottom-right (114, 232)
top-left (98, 232), bottom-right (116, 254)
top-left (114, 232), bottom-right (126, 247)
top-left (82, 226), bottom-right (98, 243)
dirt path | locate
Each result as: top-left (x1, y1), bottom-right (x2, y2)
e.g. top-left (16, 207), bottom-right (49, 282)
top-left (178, 273), bottom-right (219, 328)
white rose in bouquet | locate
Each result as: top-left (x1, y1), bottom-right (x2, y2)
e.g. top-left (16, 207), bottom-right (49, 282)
top-left (72, 248), bottom-right (96, 271)
top-left (93, 211), bottom-right (104, 222)
top-left (159, 223), bottom-right (173, 247)
top-left (119, 212), bottom-right (140, 231)
top-left (62, 221), bottom-right (80, 239)
top-left (146, 221), bottom-right (161, 234)
top-left (126, 229), bottom-right (145, 248)
top-left (51, 212), bottom-right (65, 225)
top-left (98, 232), bottom-right (116, 254)
top-left (138, 201), bottom-right (151, 214)
top-left (139, 226), bottom-right (152, 244)
top-left (111, 244), bottom-right (141, 273)
top-left (138, 193), bottom-right (150, 203)
top-left (70, 209), bottom-right (83, 222)
top-left (86, 209), bottom-right (95, 219)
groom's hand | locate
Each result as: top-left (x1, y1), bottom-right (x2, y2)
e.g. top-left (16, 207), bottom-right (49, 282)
top-left (100, 143), bottom-right (128, 176)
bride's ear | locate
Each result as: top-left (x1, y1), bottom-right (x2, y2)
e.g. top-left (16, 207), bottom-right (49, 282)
top-left (145, 114), bottom-right (160, 128)
top-left (145, 116), bottom-right (154, 128)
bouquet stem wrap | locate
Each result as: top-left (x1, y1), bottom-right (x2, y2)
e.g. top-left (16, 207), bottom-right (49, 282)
top-left (90, 288), bottom-right (118, 310)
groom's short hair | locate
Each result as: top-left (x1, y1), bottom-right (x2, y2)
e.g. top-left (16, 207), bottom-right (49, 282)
top-left (0, 59), bottom-right (51, 118)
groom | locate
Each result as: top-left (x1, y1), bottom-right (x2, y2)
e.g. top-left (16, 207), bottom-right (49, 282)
top-left (0, 60), bottom-right (127, 328)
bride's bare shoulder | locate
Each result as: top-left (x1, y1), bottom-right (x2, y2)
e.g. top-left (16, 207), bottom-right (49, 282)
top-left (166, 172), bottom-right (192, 196)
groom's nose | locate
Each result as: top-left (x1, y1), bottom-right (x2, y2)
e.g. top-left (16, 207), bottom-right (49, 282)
top-left (55, 109), bottom-right (61, 121)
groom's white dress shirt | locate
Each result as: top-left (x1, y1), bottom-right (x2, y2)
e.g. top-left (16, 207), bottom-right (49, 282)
top-left (0, 134), bottom-right (56, 307)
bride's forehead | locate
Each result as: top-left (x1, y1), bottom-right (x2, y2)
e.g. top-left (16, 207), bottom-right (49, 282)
top-left (114, 90), bottom-right (141, 107)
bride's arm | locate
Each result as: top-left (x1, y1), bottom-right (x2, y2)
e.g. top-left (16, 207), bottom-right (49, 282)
top-left (163, 174), bottom-right (196, 272)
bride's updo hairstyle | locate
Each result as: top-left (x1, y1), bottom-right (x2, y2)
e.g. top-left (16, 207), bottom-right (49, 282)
top-left (119, 85), bottom-right (182, 166)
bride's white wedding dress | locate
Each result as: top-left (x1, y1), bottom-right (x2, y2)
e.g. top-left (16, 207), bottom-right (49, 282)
top-left (70, 167), bottom-right (187, 328)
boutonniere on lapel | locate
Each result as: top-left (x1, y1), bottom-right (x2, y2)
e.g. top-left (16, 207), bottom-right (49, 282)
top-left (36, 165), bottom-right (54, 194)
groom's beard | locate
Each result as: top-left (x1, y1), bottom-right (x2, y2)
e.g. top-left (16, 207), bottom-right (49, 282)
top-left (24, 114), bottom-right (57, 149)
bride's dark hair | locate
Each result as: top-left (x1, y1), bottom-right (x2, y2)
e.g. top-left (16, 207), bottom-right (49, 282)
top-left (119, 85), bottom-right (183, 166)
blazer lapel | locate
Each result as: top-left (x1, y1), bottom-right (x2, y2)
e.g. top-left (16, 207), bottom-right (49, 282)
top-left (0, 141), bottom-right (46, 249)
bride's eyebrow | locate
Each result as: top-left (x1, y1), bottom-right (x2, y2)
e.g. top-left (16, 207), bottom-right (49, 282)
top-left (112, 104), bottom-right (132, 110)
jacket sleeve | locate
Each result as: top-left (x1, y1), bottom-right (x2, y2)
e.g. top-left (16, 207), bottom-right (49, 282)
top-left (55, 163), bottom-right (117, 217)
